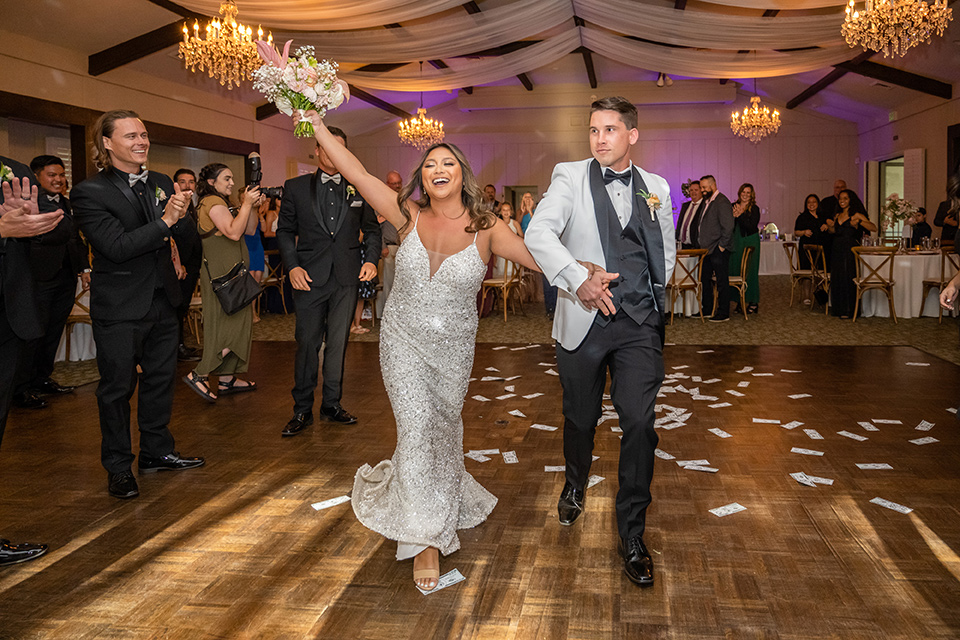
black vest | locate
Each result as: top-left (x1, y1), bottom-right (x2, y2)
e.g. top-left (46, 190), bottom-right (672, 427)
top-left (592, 163), bottom-right (657, 329)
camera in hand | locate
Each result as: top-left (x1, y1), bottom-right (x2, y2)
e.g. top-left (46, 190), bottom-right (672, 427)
top-left (246, 152), bottom-right (283, 200)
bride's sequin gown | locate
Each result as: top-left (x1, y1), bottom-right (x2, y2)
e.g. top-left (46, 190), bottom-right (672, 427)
top-left (352, 219), bottom-right (497, 556)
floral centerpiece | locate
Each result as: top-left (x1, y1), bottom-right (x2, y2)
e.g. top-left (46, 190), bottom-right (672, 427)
top-left (253, 40), bottom-right (349, 138)
top-left (880, 193), bottom-right (918, 231)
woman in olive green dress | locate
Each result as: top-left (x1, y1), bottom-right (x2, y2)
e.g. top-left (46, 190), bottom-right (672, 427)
top-left (182, 163), bottom-right (261, 401)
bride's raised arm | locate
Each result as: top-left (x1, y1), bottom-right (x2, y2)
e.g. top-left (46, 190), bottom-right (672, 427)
top-left (299, 110), bottom-right (407, 229)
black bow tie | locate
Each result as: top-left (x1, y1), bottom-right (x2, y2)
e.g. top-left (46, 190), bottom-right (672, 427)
top-left (603, 169), bottom-right (631, 186)
top-left (128, 169), bottom-right (148, 187)
top-left (321, 172), bottom-right (341, 185)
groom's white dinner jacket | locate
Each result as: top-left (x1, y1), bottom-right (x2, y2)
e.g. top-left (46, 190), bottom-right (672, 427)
top-left (524, 159), bottom-right (676, 350)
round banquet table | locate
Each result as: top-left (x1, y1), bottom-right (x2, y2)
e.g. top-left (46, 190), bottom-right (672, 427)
top-left (759, 240), bottom-right (791, 275)
top-left (858, 251), bottom-right (942, 319)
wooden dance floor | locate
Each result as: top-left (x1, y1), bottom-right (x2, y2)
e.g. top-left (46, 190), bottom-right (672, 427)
top-left (1, 342), bottom-right (960, 639)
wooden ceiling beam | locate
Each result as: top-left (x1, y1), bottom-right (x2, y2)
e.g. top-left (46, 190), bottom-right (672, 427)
top-left (763, 10), bottom-right (780, 17)
top-left (463, 1), bottom-right (481, 14)
top-left (89, 21), bottom-right (188, 75)
top-left (517, 73), bottom-right (534, 91)
top-left (836, 59), bottom-right (953, 99)
top-left (786, 50), bottom-right (873, 109)
top-left (578, 47), bottom-right (598, 89)
top-left (674, 0), bottom-right (687, 9)
top-left (256, 85), bottom-right (411, 121)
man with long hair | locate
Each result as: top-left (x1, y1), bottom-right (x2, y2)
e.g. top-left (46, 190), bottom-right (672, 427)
top-left (525, 96), bottom-right (676, 587)
top-left (72, 110), bottom-right (204, 500)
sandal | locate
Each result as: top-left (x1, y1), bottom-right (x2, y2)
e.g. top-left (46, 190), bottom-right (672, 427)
top-left (182, 371), bottom-right (216, 403)
top-left (413, 548), bottom-right (439, 592)
top-left (218, 376), bottom-right (257, 395)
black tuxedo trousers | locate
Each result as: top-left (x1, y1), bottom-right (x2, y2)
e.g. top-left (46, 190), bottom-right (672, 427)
top-left (556, 310), bottom-right (663, 541)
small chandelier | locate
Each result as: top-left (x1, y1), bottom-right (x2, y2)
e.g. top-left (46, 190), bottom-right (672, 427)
top-left (842, 0), bottom-right (952, 58)
top-left (398, 73), bottom-right (444, 151)
top-left (179, 1), bottom-right (271, 89)
top-left (731, 81), bottom-right (781, 144)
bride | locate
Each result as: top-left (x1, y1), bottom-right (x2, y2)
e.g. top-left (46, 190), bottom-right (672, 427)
top-left (298, 111), bottom-right (540, 591)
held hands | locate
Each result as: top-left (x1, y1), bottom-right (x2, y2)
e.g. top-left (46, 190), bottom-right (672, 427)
top-left (576, 260), bottom-right (619, 316)
top-left (359, 262), bottom-right (377, 282)
top-left (289, 266), bottom-right (313, 291)
top-left (0, 177), bottom-right (63, 238)
top-left (162, 182), bottom-right (192, 227)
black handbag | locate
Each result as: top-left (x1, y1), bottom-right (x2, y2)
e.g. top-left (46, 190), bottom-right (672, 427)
top-left (206, 260), bottom-right (262, 315)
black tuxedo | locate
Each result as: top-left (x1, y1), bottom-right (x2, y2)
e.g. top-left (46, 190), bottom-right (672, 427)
top-left (15, 193), bottom-right (88, 393)
top-left (71, 168), bottom-right (181, 473)
top-left (697, 192), bottom-right (734, 318)
top-left (676, 199), bottom-right (704, 249)
top-left (277, 170), bottom-right (380, 415)
top-left (0, 156), bottom-right (43, 447)
top-left (171, 203), bottom-right (202, 345)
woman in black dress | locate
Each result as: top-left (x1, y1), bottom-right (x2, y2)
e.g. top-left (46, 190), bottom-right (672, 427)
top-left (828, 189), bottom-right (877, 318)
top-left (794, 194), bottom-right (832, 303)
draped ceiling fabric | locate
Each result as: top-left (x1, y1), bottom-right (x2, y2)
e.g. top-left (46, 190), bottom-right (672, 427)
top-left (179, 0), bottom-right (857, 91)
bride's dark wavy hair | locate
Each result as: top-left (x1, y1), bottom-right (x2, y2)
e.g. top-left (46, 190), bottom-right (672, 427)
top-left (396, 142), bottom-right (496, 235)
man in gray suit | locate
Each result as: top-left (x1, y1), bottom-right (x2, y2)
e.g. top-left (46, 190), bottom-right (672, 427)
top-left (696, 175), bottom-right (734, 322)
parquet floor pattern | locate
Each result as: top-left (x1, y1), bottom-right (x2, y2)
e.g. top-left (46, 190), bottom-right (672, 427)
top-left (2, 342), bottom-right (959, 639)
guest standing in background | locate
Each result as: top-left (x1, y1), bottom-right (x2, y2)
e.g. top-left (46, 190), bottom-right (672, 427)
top-left (697, 175), bottom-right (734, 322)
top-left (519, 192), bottom-right (536, 233)
top-left (730, 183), bottom-right (761, 314)
top-left (492, 202), bottom-right (523, 278)
top-left (819, 179), bottom-right (847, 219)
top-left (172, 168), bottom-right (203, 362)
top-left (350, 229), bottom-right (377, 335)
top-left (935, 174), bottom-right (959, 245)
top-left (911, 208), bottom-right (932, 246)
top-left (181, 163), bottom-right (260, 402)
top-left (375, 170), bottom-right (402, 321)
top-left (482, 184), bottom-right (500, 214)
top-left (794, 193), bottom-right (832, 304)
top-left (675, 180), bottom-right (705, 251)
top-left (828, 189), bottom-right (875, 319)
top-left (240, 189), bottom-right (266, 323)
top-left (72, 110), bottom-right (204, 500)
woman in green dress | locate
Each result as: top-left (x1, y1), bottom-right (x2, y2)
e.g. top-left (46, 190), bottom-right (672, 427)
top-left (182, 163), bottom-right (261, 401)
top-left (730, 183), bottom-right (761, 314)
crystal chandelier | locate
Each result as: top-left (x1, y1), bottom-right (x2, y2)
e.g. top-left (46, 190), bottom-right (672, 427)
top-left (398, 79), bottom-right (444, 151)
top-left (731, 87), bottom-right (781, 144)
top-left (842, 0), bottom-right (952, 58)
top-left (179, 1), bottom-right (271, 89)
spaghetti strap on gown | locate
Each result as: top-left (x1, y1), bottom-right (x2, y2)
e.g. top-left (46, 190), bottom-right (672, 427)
top-left (352, 215), bottom-right (496, 556)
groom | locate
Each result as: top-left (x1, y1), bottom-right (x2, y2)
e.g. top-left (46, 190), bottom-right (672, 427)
top-left (525, 96), bottom-right (675, 587)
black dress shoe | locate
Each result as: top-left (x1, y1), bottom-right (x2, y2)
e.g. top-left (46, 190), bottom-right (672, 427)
top-left (320, 405), bottom-right (357, 424)
top-left (108, 470), bottom-right (139, 499)
top-left (32, 378), bottom-right (75, 395)
top-left (0, 539), bottom-right (49, 566)
top-left (177, 344), bottom-right (202, 362)
top-left (282, 413), bottom-right (314, 437)
top-left (557, 481), bottom-right (585, 526)
top-left (708, 314), bottom-right (730, 323)
top-left (138, 452), bottom-right (205, 474)
top-left (13, 391), bottom-right (48, 410)
top-left (618, 536), bottom-right (654, 586)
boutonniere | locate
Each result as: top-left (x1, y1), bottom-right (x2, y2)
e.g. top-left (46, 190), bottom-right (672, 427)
top-left (637, 190), bottom-right (661, 221)
top-left (0, 163), bottom-right (14, 183)
top-left (346, 185), bottom-right (356, 197)
top-left (155, 186), bottom-right (167, 206)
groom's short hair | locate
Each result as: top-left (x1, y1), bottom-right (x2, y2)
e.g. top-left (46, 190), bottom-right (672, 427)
top-left (590, 96), bottom-right (637, 130)
top-left (315, 126), bottom-right (348, 147)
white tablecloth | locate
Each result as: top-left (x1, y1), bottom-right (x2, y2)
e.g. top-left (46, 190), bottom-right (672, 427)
top-left (759, 240), bottom-right (791, 276)
top-left (859, 252), bottom-right (942, 319)
top-left (55, 285), bottom-right (95, 362)
top-left (670, 254), bottom-right (702, 316)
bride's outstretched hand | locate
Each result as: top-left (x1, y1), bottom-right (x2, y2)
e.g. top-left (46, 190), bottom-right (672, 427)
top-left (293, 109), bottom-right (324, 132)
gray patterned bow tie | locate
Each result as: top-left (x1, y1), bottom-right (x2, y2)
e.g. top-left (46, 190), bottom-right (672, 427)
top-left (46, 194), bottom-right (60, 202)
top-left (128, 169), bottom-right (148, 187)
top-left (321, 172), bottom-right (341, 185)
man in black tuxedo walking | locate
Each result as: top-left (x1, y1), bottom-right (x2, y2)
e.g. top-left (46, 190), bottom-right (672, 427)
top-left (277, 127), bottom-right (380, 437)
top-left (72, 110), bottom-right (204, 499)
top-left (0, 157), bottom-right (62, 565)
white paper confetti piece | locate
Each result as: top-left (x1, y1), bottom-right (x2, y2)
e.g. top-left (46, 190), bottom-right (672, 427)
top-left (710, 503), bottom-right (746, 517)
top-left (791, 447), bottom-right (824, 456)
top-left (504, 376), bottom-right (521, 381)
top-left (416, 568), bottom-right (466, 595)
top-left (753, 373), bottom-right (774, 377)
top-left (685, 465), bottom-right (719, 473)
top-left (464, 452), bottom-right (491, 462)
top-left (753, 418), bottom-right (780, 424)
top-left (781, 369), bottom-right (801, 373)
top-left (693, 395), bottom-right (719, 401)
top-left (471, 395), bottom-right (490, 402)
top-left (544, 369), bottom-right (560, 376)
top-left (910, 437), bottom-right (938, 445)
top-left (782, 421), bottom-right (804, 430)
top-left (692, 376), bottom-right (702, 383)
top-left (737, 366), bottom-right (754, 374)
top-left (538, 362), bottom-right (554, 366)
top-left (709, 428), bottom-right (732, 439)
top-left (544, 465), bottom-right (566, 472)
top-left (737, 381), bottom-right (750, 388)
top-left (697, 349), bottom-right (715, 354)
top-left (656, 421), bottom-right (685, 430)
top-left (523, 393), bottom-right (544, 399)
top-left (872, 419), bottom-right (902, 425)
top-left (709, 402), bottom-right (733, 408)
top-left (496, 393), bottom-right (516, 400)
top-left (672, 365), bottom-right (690, 370)
top-left (311, 495), bottom-right (351, 511)
top-left (509, 346), bottom-right (526, 351)
top-left (858, 421), bottom-right (880, 432)
top-left (789, 394), bottom-right (812, 399)
top-left (915, 420), bottom-right (934, 431)
top-left (803, 429), bottom-right (823, 440)
top-left (905, 362), bottom-right (930, 367)
top-left (870, 497), bottom-right (912, 514)
top-left (677, 459), bottom-right (710, 468)
top-left (726, 390), bottom-right (746, 397)
top-left (587, 475), bottom-right (605, 488)
top-left (610, 426), bottom-right (623, 433)
top-left (504, 385), bottom-right (515, 392)
top-left (702, 378), bottom-right (721, 384)
top-left (508, 409), bottom-right (526, 418)
top-left (857, 463), bottom-right (893, 470)
top-left (530, 423), bottom-right (558, 431)
top-left (492, 346), bottom-right (508, 351)
top-left (947, 407), bottom-right (958, 414)
top-left (473, 449), bottom-right (500, 455)
top-left (485, 367), bottom-right (500, 372)
top-left (838, 430), bottom-right (868, 442)
top-left (654, 449), bottom-right (675, 460)
top-left (592, 455), bottom-right (600, 461)
top-left (480, 376), bottom-right (502, 382)
top-left (790, 472), bottom-right (817, 487)
top-left (502, 451), bottom-right (519, 464)
top-left (807, 475), bottom-right (834, 486)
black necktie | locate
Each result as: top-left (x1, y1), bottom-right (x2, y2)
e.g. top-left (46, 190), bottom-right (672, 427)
top-left (603, 169), bottom-right (631, 186)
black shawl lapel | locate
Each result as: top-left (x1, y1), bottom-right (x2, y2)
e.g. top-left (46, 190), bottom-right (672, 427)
top-left (589, 159), bottom-right (614, 267)
top-left (144, 176), bottom-right (163, 221)
top-left (631, 166), bottom-right (666, 311)
top-left (309, 171), bottom-right (331, 235)
top-left (105, 169), bottom-right (145, 222)
top-left (331, 186), bottom-right (351, 238)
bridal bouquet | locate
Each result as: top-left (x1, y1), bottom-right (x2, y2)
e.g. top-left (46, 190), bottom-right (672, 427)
top-left (253, 40), bottom-right (349, 138)
top-left (880, 192), bottom-right (917, 231)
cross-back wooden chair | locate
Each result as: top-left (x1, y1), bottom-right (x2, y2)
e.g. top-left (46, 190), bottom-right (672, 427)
top-left (851, 246), bottom-right (897, 323)
top-left (727, 245), bottom-right (754, 320)
top-left (63, 288), bottom-right (91, 361)
top-left (783, 242), bottom-right (813, 307)
top-left (667, 248), bottom-right (708, 324)
top-left (186, 280), bottom-right (204, 345)
top-left (480, 260), bottom-right (524, 322)
top-left (803, 244), bottom-right (830, 315)
top-left (921, 247), bottom-right (960, 323)
top-left (259, 249), bottom-right (287, 314)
